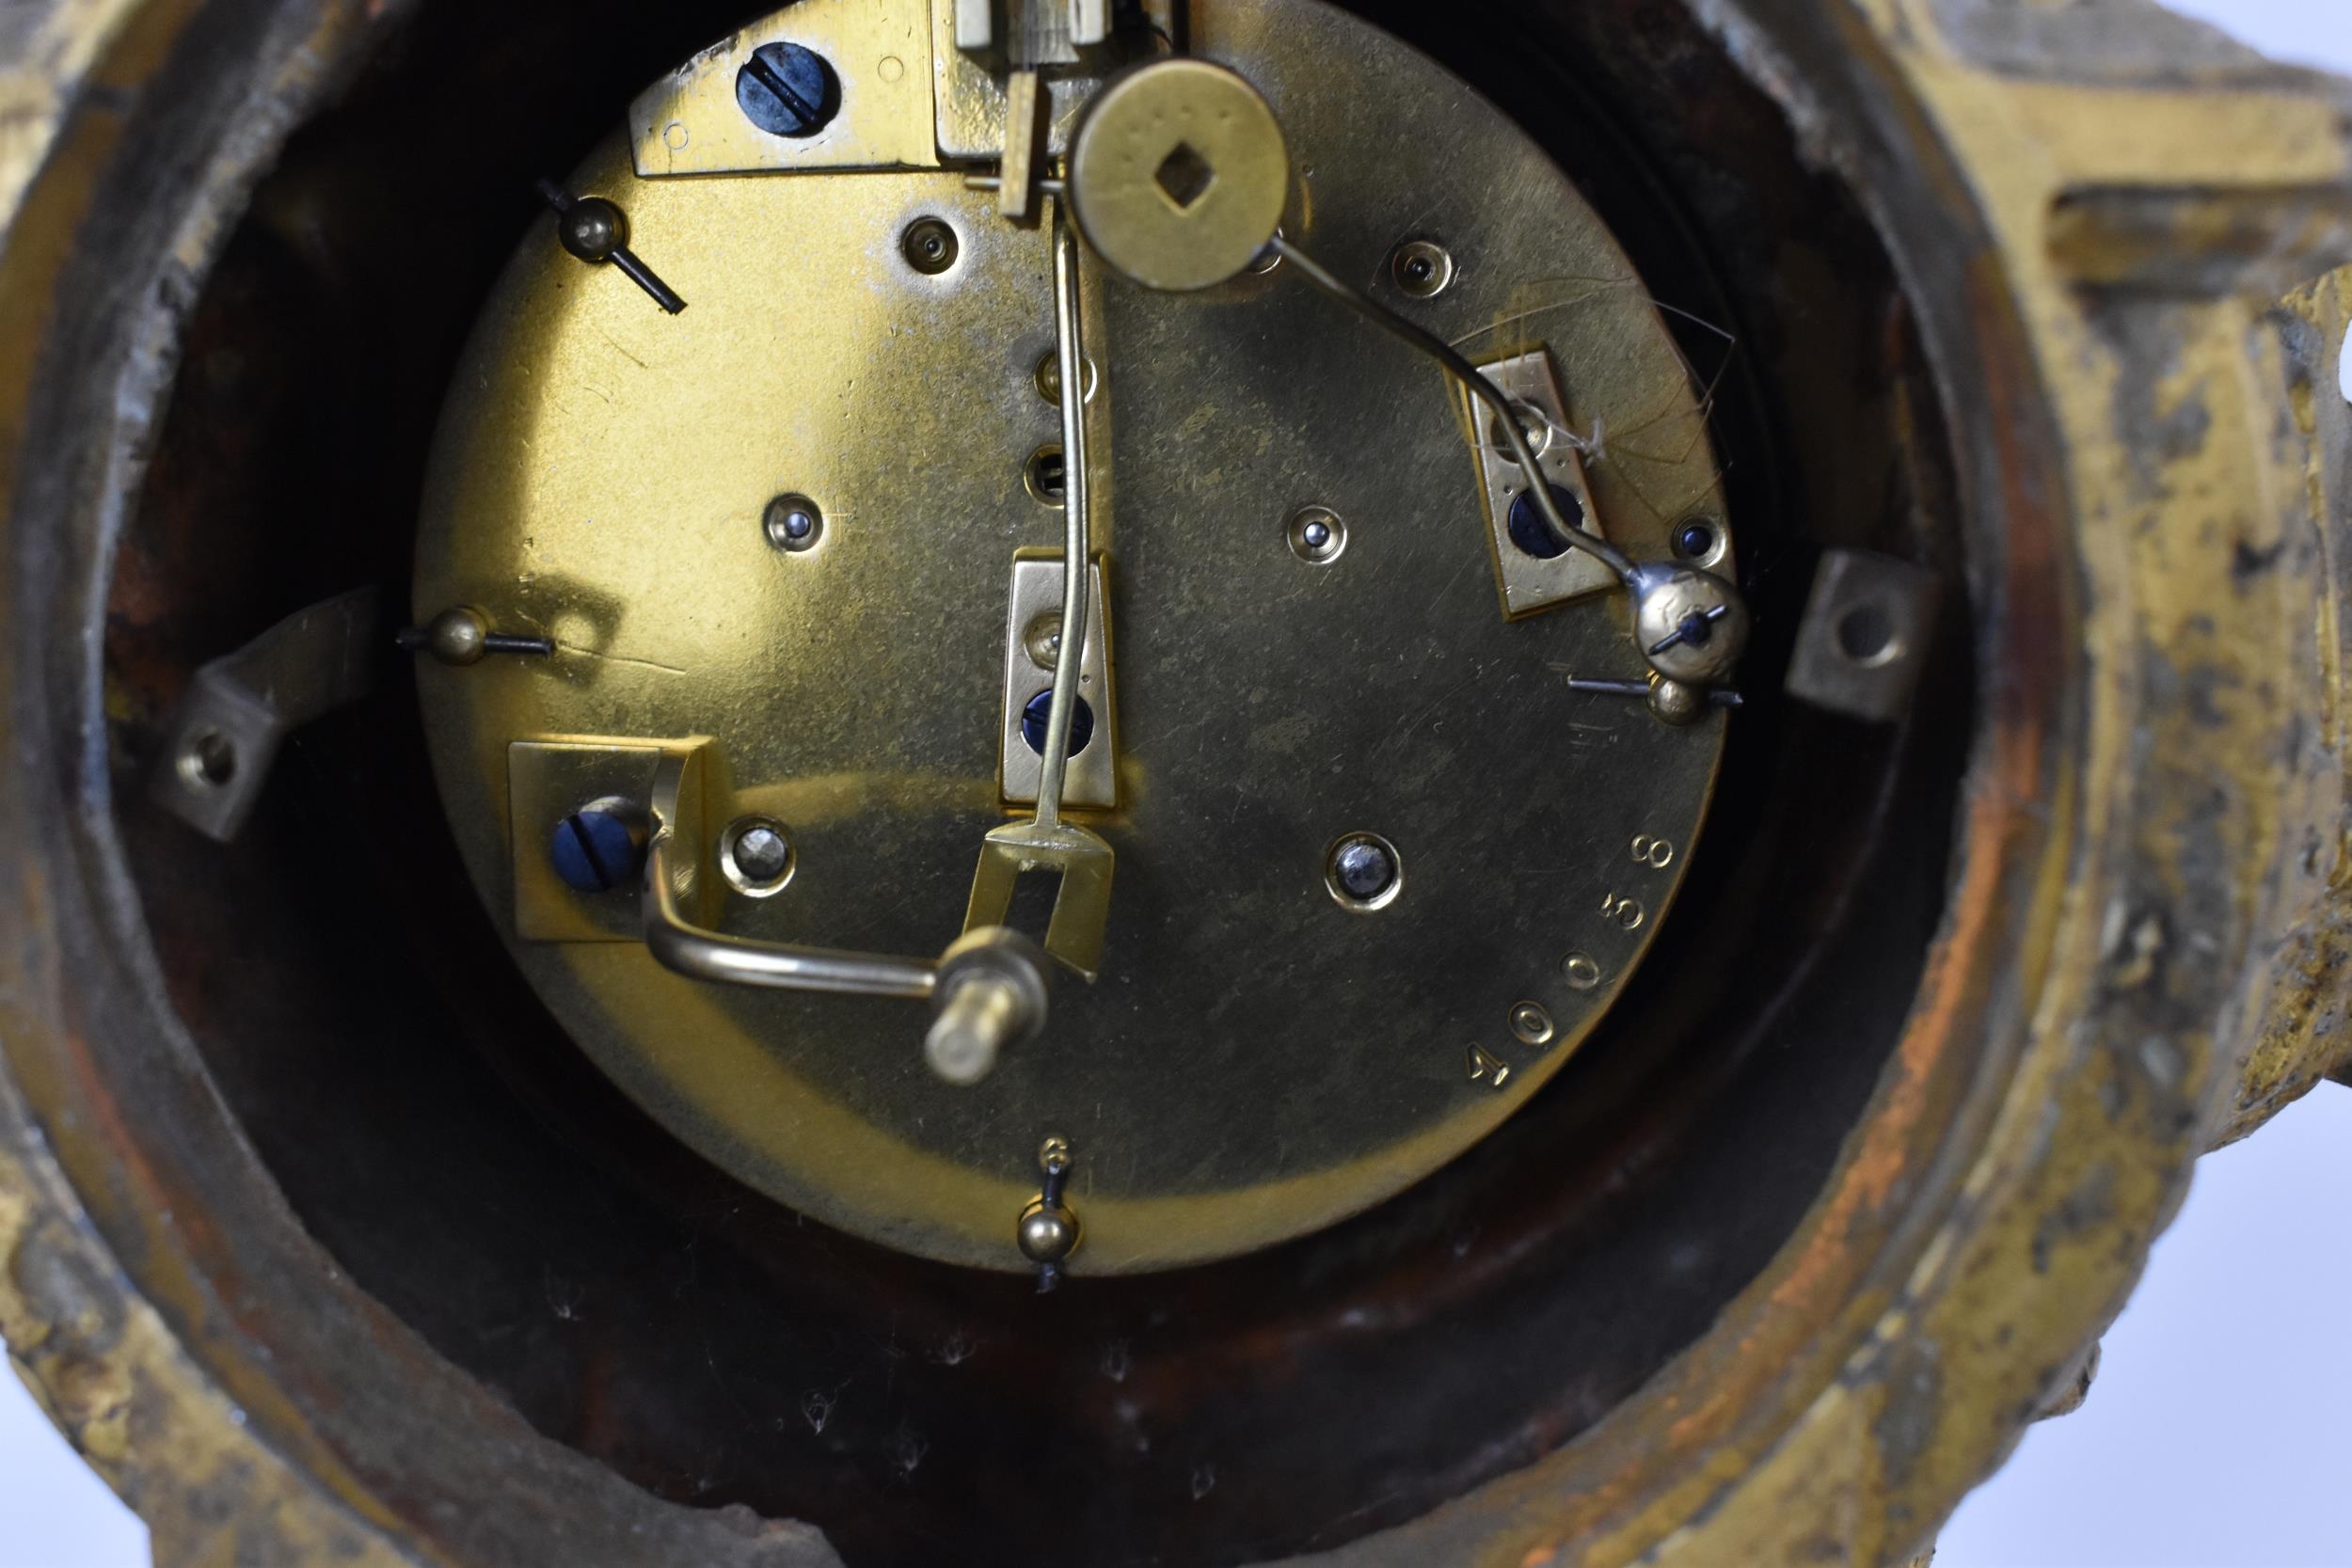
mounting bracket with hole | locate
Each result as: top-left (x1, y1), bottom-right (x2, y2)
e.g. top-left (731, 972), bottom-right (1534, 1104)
top-left (1784, 548), bottom-right (1941, 722)
top-left (148, 588), bottom-right (382, 843)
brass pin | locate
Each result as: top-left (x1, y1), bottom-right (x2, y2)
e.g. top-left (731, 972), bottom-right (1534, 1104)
top-left (538, 180), bottom-right (687, 315)
top-left (1017, 1136), bottom-right (1081, 1292)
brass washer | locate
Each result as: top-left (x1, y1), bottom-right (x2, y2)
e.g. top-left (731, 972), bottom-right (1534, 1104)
top-left (1067, 59), bottom-right (1290, 293)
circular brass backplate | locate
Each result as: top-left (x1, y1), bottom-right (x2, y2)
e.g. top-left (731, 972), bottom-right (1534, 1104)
top-left (1067, 58), bottom-right (1290, 292)
top-left (415, 0), bottom-right (1732, 1274)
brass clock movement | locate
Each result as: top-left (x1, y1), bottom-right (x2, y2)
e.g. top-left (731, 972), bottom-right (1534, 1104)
top-left (413, 0), bottom-right (1745, 1278)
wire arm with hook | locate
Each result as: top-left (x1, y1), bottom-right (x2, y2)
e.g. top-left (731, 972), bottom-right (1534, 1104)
top-left (639, 749), bottom-right (940, 999)
top-left (1267, 234), bottom-right (1752, 690)
top-left (1270, 236), bottom-right (1637, 580)
top-left (631, 747), bottom-right (1051, 1087)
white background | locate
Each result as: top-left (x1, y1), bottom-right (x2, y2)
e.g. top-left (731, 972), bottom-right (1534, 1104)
top-left (4, 2), bottom-right (2349, 1564)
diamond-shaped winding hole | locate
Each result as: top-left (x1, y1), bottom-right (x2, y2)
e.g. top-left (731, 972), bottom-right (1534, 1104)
top-left (1154, 143), bottom-right (1216, 211)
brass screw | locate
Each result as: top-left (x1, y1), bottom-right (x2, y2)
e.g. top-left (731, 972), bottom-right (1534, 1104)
top-left (1034, 352), bottom-right (1095, 405)
top-left (763, 495), bottom-right (824, 553)
top-left (1390, 238), bottom-right (1455, 299)
top-left (1287, 506), bottom-right (1347, 565)
top-left (1026, 445), bottom-right (1068, 507)
top-left (1024, 615), bottom-right (1065, 671)
top-left (903, 216), bottom-right (961, 276)
top-left (721, 817), bottom-right (796, 896)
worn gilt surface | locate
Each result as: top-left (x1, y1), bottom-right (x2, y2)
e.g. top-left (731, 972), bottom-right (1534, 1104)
top-left (2231, 264), bottom-right (2352, 1142)
top-left (0, 2), bottom-right (457, 1563)
top-left (1620, 3), bottom-right (2352, 1564)
top-left (1297, 2), bottom-right (2352, 1563)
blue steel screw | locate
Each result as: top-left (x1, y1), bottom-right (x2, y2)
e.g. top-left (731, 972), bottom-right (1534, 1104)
top-left (736, 42), bottom-right (840, 138)
top-left (550, 802), bottom-right (645, 895)
top-left (1021, 689), bottom-right (1097, 757)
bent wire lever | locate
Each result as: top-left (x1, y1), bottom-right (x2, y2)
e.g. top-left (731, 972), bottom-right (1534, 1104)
top-left (637, 747), bottom-right (1049, 1085)
top-left (963, 201), bottom-right (1118, 981)
top-left (1270, 234), bottom-right (1752, 690)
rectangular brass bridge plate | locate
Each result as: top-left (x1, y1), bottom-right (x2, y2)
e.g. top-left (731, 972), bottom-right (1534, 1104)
top-left (1470, 348), bottom-right (1615, 620)
top-left (628, 0), bottom-right (941, 179)
top-left (998, 551), bottom-right (1119, 810)
top-left (509, 741), bottom-right (675, 944)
